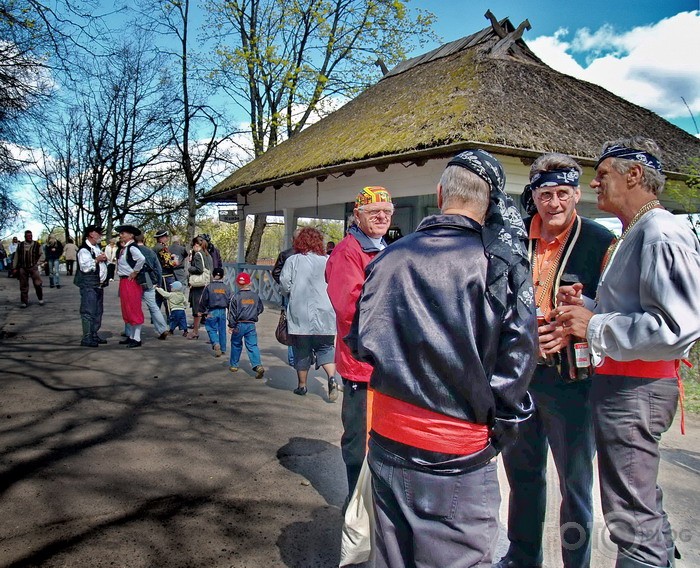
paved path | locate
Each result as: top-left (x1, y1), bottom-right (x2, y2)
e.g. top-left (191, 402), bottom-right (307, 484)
top-left (0, 271), bottom-right (698, 567)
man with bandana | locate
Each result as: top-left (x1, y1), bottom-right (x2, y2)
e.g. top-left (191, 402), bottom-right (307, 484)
top-left (496, 154), bottom-right (614, 568)
top-left (556, 137), bottom-right (700, 568)
top-left (347, 150), bottom-right (537, 567)
top-left (325, 186), bottom-right (394, 501)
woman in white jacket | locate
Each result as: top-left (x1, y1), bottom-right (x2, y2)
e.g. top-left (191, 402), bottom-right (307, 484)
top-left (280, 227), bottom-right (339, 401)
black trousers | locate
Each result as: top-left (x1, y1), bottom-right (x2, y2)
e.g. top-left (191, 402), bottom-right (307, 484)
top-left (593, 374), bottom-right (678, 568)
top-left (340, 379), bottom-right (368, 499)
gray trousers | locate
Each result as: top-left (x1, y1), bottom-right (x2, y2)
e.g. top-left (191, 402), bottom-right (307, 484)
top-left (592, 374), bottom-right (678, 568)
top-left (368, 438), bottom-right (500, 568)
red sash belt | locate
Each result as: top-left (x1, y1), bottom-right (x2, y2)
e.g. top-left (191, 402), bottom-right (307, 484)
top-left (371, 391), bottom-right (489, 455)
top-left (596, 358), bottom-right (690, 435)
top-left (596, 358), bottom-right (678, 378)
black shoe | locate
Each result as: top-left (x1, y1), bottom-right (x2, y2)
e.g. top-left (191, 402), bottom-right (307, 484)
top-left (328, 378), bottom-right (338, 402)
top-left (119, 338), bottom-right (132, 345)
top-left (126, 340), bottom-right (142, 348)
top-left (56, 285), bottom-right (61, 289)
top-left (158, 331), bottom-right (168, 340)
top-left (80, 340), bottom-right (99, 348)
top-left (93, 336), bottom-right (107, 345)
top-left (50, 285), bottom-right (55, 288)
top-left (493, 558), bottom-right (542, 568)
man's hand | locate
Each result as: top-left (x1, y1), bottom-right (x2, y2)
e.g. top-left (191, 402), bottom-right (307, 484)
top-left (95, 253), bottom-right (107, 263)
top-left (128, 270), bottom-right (138, 281)
top-left (556, 283), bottom-right (584, 307)
top-left (553, 305), bottom-right (593, 339)
top-left (538, 318), bottom-right (567, 355)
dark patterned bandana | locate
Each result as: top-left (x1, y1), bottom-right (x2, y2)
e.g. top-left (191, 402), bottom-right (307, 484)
top-left (447, 149), bottom-right (534, 318)
top-left (530, 168), bottom-right (580, 191)
top-left (595, 144), bottom-right (662, 172)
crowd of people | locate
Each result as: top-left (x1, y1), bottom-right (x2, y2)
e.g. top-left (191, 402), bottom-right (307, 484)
top-left (4, 135), bottom-right (700, 568)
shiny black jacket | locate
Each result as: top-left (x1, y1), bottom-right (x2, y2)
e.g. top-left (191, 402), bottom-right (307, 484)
top-left (348, 214), bottom-right (536, 449)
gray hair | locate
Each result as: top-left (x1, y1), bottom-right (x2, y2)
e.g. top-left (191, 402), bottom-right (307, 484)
top-left (439, 165), bottom-right (490, 216)
top-left (530, 152), bottom-right (582, 182)
top-left (601, 136), bottom-right (665, 195)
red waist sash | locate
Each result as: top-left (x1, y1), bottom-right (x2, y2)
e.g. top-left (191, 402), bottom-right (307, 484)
top-left (371, 391), bottom-right (489, 455)
top-left (596, 358), bottom-right (678, 378)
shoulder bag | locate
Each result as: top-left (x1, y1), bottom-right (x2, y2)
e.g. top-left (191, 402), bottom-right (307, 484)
top-left (188, 252), bottom-right (211, 288)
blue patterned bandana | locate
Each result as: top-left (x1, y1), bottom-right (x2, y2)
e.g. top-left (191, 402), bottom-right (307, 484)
top-left (530, 168), bottom-right (580, 191)
top-left (595, 145), bottom-right (662, 172)
top-left (447, 149), bottom-right (534, 318)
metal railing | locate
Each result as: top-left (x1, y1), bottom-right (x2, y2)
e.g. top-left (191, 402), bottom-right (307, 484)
top-left (223, 263), bottom-right (283, 306)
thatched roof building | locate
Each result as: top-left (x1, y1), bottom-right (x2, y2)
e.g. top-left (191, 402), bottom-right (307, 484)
top-left (205, 12), bottom-right (700, 209)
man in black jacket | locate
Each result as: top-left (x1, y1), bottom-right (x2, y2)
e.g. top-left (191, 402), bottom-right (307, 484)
top-left (13, 230), bottom-right (44, 308)
top-left (495, 153), bottom-right (614, 568)
top-left (349, 149), bottom-right (537, 568)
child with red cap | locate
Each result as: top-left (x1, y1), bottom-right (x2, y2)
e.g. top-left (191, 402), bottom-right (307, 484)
top-left (227, 272), bottom-right (265, 378)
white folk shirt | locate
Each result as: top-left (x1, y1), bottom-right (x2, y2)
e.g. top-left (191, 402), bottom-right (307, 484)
top-left (117, 241), bottom-right (146, 277)
top-left (77, 241), bottom-right (107, 283)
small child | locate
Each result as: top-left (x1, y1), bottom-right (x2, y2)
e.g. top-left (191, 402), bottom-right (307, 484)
top-left (228, 272), bottom-right (265, 378)
top-left (155, 281), bottom-right (189, 335)
top-left (199, 267), bottom-right (232, 357)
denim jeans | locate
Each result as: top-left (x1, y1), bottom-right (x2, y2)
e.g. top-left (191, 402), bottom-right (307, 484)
top-left (169, 310), bottom-right (188, 332)
top-left (369, 437), bottom-right (500, 568)
top-left (204, 308), bottom-right (227, 353)
top-left (142, 287), bottom-right (168, 334)
top-left (229, 322), bottom-right (261, 368)
top-left (48, 259), bottom-right (61, 287)
top-left (500, 365), bottom-right (595, 568)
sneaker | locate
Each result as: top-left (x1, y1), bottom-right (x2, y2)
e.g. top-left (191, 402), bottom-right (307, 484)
top-left (254, 365), bottom-right (265, 379)
top-left (328, 378), bottom-right (338, 402)
top-left (20, 303), bottom-right (27, 308)
top-left (229, 366), bottom-right (239, 373)
top-left (213, 343), bottom-right (222, 357)
top-left (293, 386), bottom-right (307, 396)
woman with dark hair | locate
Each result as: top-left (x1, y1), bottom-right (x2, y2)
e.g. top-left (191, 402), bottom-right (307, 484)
top-left (187, 236), bottom-right (213, 339)
top-left (280, 227), bottom-right (339, 401)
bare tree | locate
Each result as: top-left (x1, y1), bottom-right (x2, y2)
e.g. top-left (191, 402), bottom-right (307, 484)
top-left (205, 0), bottom-right (436, 262)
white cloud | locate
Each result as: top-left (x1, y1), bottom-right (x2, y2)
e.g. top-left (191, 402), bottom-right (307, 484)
top-left (528, 11), bottom-right (700, 120)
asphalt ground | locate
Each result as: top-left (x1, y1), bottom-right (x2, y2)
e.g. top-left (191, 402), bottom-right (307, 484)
top-left (0, 269), bottom-right (698, 567)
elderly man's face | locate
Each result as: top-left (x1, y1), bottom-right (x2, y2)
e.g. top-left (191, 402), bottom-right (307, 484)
top-left (590, 158), bottom-right (627, 217)
top-left (533, 184), bottom-right (580, 236)
top-left (87, 230), bottom-right (102, 244)
top-left (119, 231), bottom-right (133, 245)
top-left (354, 204), bottom-right (394, 239)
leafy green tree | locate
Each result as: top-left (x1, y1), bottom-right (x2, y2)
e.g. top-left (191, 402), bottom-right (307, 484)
top-left (666, 156), bottom-right (700, 242)
top-left (205, 0), bottom-right (436, 262)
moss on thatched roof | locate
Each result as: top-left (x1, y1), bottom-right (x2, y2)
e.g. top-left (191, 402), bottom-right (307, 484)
top-left (205, 18), bottom-right (700, 202)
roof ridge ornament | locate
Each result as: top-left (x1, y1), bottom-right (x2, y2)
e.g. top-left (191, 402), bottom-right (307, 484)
top-left (484, 10), bottom-right (533, 59)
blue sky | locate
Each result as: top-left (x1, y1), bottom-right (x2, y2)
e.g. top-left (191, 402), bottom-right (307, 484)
top-left (407, 0), bottom-right (700, 135)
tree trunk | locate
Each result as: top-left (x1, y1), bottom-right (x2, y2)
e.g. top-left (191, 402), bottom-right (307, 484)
top-left (245, 214), bottom-right (267, 264)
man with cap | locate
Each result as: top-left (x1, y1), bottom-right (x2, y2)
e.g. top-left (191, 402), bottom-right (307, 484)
top-left (347, 149), bottom-right (537, 567)
top-left (325, 186), bottom-right (394, 500)
top-left (555, 137), bottom-right (700, 568)
top-left (75, 225), bottom-right (108, 347)
top-left (169, 235), bottom-right (189, 286)
top-left (496, 154), bottom-right (614, 568)
top-left (115, 224), bottom-right (146, 348)
top-left (153, 228), bottom-right (177, 309)
top-left (13, 229), bottom-right (45, 307)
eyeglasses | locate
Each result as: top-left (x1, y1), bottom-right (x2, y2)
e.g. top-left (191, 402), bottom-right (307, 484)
top-left (534, 189), bottom-right (575, 204)
top-left (358, 207), bottom-right (394, 219)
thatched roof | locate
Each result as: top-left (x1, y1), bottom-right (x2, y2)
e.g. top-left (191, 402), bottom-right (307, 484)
top-left (204, 15), bottom-right (700, 202)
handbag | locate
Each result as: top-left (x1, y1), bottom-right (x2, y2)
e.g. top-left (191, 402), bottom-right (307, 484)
top-left (188, 252), bottom-right (210, 288)
top-left (275, 309), bottom-right (290, 346)
top-left (339, 456), bottom-right (375, 566)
